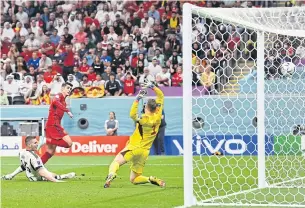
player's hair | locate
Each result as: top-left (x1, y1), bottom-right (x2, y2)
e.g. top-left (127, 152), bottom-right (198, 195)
top-left (62, 82), bottom-right (73, 88)
top-left (146, 99), bottom-right (157, 113)
top-left (25, 136), bottom-right (36, 146)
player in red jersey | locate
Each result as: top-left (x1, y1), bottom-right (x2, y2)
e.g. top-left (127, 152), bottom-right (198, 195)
top-left (2, 82), bottom-right (74, 180)
top-left (38, 82), bottom-right (74, 164)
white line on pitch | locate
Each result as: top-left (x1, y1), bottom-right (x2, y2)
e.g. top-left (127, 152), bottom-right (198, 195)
top-left (2, 163), bottom-right (183, 166)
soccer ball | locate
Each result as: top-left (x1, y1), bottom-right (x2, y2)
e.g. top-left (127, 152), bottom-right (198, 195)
top-left (280, 62), bottom-right (296, 77)
top-left (193, 117), bottom-right (204, 129)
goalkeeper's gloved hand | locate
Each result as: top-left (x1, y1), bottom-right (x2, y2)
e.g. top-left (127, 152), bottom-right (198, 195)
top-left (142, 79), bottom-right (155, 89)
top-left (136, 89), bottom-right (147, 101)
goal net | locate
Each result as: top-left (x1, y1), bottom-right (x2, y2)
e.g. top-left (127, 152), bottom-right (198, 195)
top-left (183, 4), bottom-right (305, 207)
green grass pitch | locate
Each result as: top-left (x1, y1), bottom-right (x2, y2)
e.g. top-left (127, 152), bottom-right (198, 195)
top-left (2, 156), bottom-right (304, 208)
top-left (1, 156), bottom-right (184, 208)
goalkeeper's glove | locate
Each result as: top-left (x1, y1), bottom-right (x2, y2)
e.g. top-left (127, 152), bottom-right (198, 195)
top-left (136, 89), bottom-right (147, 101)
top-left (142, 79), bottom-right (155, 89)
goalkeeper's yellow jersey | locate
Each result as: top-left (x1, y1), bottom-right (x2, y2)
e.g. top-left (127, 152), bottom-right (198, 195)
top-left (127, 87), bottom-right (164, 150)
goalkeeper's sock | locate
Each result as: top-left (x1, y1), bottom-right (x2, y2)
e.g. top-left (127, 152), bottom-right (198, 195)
top-left (132, 175), bottom-right (150, 185)
top-left (41, 152), bottom-right (53, 164)
top-left (108, 161), bottom-right (120, 175)
top-left (46, 138), bottom-right (70, 148)
top-left (10, 166), bottom-right (25, 178)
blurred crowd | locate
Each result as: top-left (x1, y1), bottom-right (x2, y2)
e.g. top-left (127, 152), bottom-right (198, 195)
top-left (0, 1), bottom-right (305, 105)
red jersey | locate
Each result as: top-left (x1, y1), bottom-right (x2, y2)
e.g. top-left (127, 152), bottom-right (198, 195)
top-left (79, 64), bottom-right (89, 73)
top-left (44, 71), bottom-right (54, 83)
top-left (63, 51), bottom-right (74, 67)
top-left (41, 42), bottom-right (55, 56)
top-left (20, 51), bottom-right (33, 62)
top-left (46, 93), bottom-right (70, 126)
top-left (123, 79), bottom-right (135, 95)
top-left (171, 73), bottom-right (183, 86)
top-left (88, 72), bottom-right (97, 82)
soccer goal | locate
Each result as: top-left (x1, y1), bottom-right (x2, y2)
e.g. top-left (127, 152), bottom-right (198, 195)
top-left (183, 4), bottom-right (305, 207)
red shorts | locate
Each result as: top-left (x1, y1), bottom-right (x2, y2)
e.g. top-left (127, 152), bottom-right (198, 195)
top-left (45, 125), bottom-right (68, 140)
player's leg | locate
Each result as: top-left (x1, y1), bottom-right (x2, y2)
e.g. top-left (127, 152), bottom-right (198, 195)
top-left (104, 149), bottom-right (129, 188)
top-left (130, 150), bottom-right (166, 187)
top-left (42, 127), bottom-right (73, 148)
top-left (50, 171), bottom-right (76, 180)
top-left (40, 144), bottom-right (56, 164)
top-left (1, 165), bottom-right (26, 180)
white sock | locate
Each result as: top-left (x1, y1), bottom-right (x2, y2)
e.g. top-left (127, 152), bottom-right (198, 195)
top-left (10, 166), bottom-right (25, 178)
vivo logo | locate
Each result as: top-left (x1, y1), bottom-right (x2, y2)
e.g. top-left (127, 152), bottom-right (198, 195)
top-left (173, 136), bottom-right (247, 155)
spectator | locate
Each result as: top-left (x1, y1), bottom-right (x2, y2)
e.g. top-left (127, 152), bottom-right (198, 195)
top-left (87, 67), bottom-right (97, 82)
top-left (79, 57), bottom-right (90, 75)
top-left (3, 74), bottom-right (19, 95)
top-left (148, 5), bottom-right (160, 21)
top-left (147, 41), bottom-right (159, 61)
top-left (67, 74), bottom-right (80, 89)
top-left (41, 36), bottom-right (56, 57)
top-left (87, 24), bottom-right (102, 44)
top-left (15, 56), bottom-right (28, 73)
top-left (0, 88), bottom-right (9, 105)
top-left (39, 84), bottom-right (51, 105)
top-left (38, 53), bottom-right (52, 73)
top-left (101, 66), bottom-right (114, 82)
top-left (72, 66), bottom-right (83, 82)
top-left (63, 44), bottom-right (75, 80)
top-left (111, 49), bottom-right (125, 73)
top-left (20, 46), bottom-right (32, 62)
top-left (153, 48), bottom-right (165, 67)
top-left (80, 74), bottom-right (92, 88)
top-left (50, 73), bottom-right (65, 96)
top-left (68, 14), bottom-right (81, 35)
top-left (104, 111), bottom-right (119, 136)
top-left (24, 83), bottom-right (40, 105)
top-left (200, 65), bottom-right (216, 95)
top-left (2, 22), bottom-right (15, 41)
top-left (50, 29), bottom-right (60, 45)
top-left (36, 74), bottom-right (46, 93)
top-left (139, 68), bottom-right (155, 86)
top-left (92, 56), bottom-right (104, 75)
top-left (101, 50), bottom-right (112, 64)
top-left (171, 66), bottom-right (183, 87)
top-left (24, 33), bottom-right (41, 52)
top-left (15, 22), bottom-right (29, 38)
top-left (36, 28), bottom-right (47, 43)
top-left (75, 27), bottom-right (87, 44)
top-left (116, 67), bottom-right (125, 83)
top-left (19, 75), bottom-right (34, 96)
top-left (120, 70), bottom-right (137, 96)
top-left (148, 57), bottom-right (163, 77)
top-left (26, 65), bottom-right (38, 81)
top-left (104, 74), bottom-right (122, 96)
top-left (92, 74), bottom-right (105, 87)
top-left (7, 44), bottom-right (19, 65)
top-left (156, 67), bottom-right (171, 86)
top-left (16, 6), bottom-right (29, 26)
top-left (63, 27), bottom-right (73, 44)
top-left (169, 49), bottom-right (182, 66)
top-left (27, 51), bottom-right (40, 70)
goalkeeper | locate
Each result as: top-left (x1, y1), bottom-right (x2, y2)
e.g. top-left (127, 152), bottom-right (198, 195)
top-left (104, 80), bottom-right (165, 188)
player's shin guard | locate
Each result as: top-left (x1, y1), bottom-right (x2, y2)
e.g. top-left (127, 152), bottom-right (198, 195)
top-left (132, 176), bottom-right (150, 185)
top-left (41, 152), bottom-right (53, 164)
top-left (47, 138), bottom-right (70, 148)
top-left (108, 161), bottom-right (120, 175)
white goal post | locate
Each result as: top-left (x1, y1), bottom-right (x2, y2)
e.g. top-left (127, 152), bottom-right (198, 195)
top-left (183, 3), bottom-right (305, 207)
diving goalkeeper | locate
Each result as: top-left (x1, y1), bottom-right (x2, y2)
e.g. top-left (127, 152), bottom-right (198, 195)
top-left (104, 80), bottom-right (165, 188)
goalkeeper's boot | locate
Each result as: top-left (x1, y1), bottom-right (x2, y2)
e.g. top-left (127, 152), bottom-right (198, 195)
top-left (37, 136), bottom-right (46, 150)
top-left (1, 174), bottom-right (13, 180)
top-left (59, 172), bottom-right (76, 180)
top-left (149, 176), bottom-right (166, 188)
top-left (104, 173), bottom-right (117, 188)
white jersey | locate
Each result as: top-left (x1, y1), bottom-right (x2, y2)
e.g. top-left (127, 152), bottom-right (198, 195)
top-left (19, 149), bottom-right (45, 181)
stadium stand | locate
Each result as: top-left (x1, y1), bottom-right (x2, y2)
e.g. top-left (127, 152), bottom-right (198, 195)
top-left (0, 0), bottom-right (304, 104)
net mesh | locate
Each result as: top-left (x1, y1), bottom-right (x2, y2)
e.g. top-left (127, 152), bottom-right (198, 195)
top-left (190, 5), bottom-right (305, 206)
